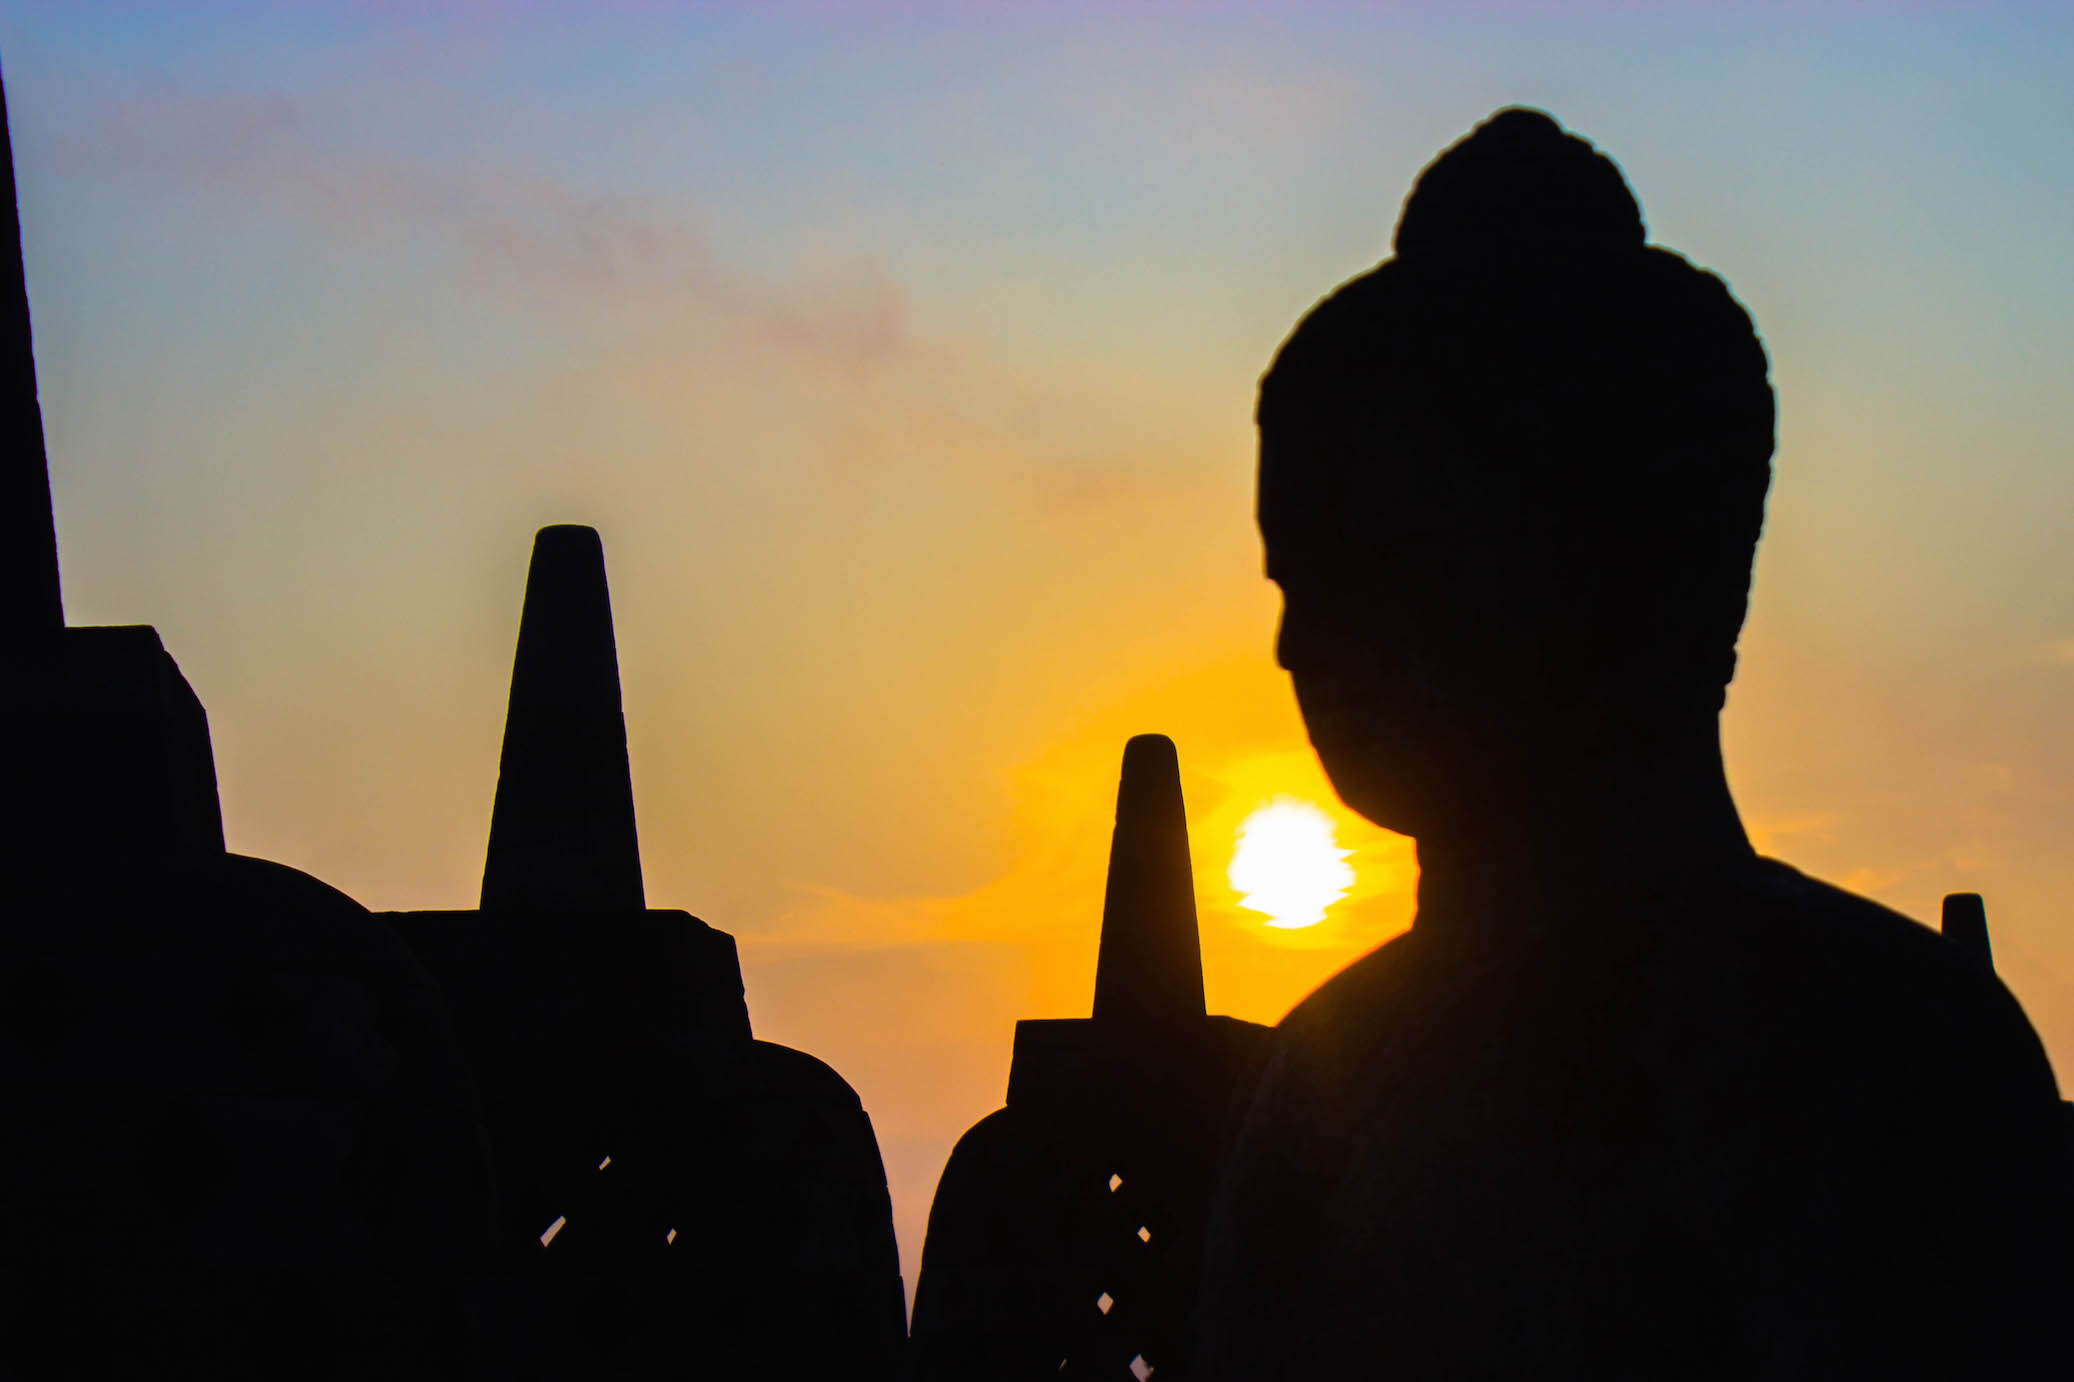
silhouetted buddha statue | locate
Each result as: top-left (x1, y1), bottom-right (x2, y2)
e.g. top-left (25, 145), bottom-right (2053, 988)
top-left (1195, 108), bottom-right (2074, 1377)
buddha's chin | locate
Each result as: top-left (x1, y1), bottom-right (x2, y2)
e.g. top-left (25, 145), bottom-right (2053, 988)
top-left (1302, 723), bottom-right (1433, 838)
top-left (1325, 766), bottom-right (1427, 839)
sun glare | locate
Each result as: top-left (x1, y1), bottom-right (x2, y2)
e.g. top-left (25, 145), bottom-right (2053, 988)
top-left (1228, 798), bottom-right (1355, 929)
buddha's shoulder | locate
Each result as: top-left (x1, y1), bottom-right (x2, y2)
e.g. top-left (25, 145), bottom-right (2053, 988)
top-left (1271, 925), bottom-right (1457, 1068)
top-left (1737, 857), bottom-right (1988, 992)
top-left (1276, 859), bottom-right (2037, 1057)
top-left (1737, 859), bottom-right (2052, 1056)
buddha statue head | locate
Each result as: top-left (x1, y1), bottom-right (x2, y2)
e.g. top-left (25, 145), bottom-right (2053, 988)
top-left (1259, 109), bottom-right (1775, 839)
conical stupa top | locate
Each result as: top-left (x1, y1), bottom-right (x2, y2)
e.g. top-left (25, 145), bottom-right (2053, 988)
top-left (0, 66), bottom-right (63, 641)
top-left (480, 525), bottom-right (645, 911)
top-left (1940, 892), bottom-right (1995, 975)
top-left (1091, 734), bottom-right (1206, 1025)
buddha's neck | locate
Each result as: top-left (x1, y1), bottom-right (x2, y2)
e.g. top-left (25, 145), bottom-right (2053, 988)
top-left (1411, 715), bottom-right (1755, 931)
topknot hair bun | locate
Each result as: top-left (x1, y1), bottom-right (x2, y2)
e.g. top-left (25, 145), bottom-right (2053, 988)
top-left (1393, 107), bottom-right (1645, 256)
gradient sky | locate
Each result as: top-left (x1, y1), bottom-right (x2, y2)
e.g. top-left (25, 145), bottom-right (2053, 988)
top-left (8, 0), bottom-right (2073, 1302)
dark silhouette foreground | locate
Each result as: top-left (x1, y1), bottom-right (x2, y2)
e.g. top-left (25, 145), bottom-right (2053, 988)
top-left (0, 70), bottom-right (492, 1376)
top-left (0, 59), bottom-right (901, 1374)
top-left (1195, 109), bottom-right (2074, 1377)
top-left (1939, 892), bottom-right (2074, 1151)
top-left (387, 525), bottom-right (906, 1378)
top-left (908, 735), bottom-right (1270, 1380)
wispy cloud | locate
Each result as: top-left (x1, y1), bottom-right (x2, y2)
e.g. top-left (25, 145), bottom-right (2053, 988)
top-left (43, 80), bottom-right (1249, 510)
top-left (54, 84), bottom-right (911, 371)
top-left (2035, 637), bottom-right (2074, 666)
top-left (1744, 809), bottom-right (1840, 853)
top-left (1837, 865), bottom-right (1906, 896)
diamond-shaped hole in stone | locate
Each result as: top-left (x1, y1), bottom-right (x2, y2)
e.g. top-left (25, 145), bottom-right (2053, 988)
top-left (1108, 1173), bottom-right (1123, 1192)
top-left (1137, 1226), bottom-right (1151, 1243)
top-left (1096, 1291), bottom-right (1114, 1316)
top-left (539, 1215), bottom-right (567, 1248)
top-left (598, 1155), bottom-right (611, 1170)
top-left (1130, 1355), bottom-right (1153, 1380)
top-left (665, 1228), bottom-right (677, 1244)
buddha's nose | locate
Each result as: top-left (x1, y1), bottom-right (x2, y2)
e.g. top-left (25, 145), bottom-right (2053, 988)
top-left (1273, 597), bottom-right (1319, 674)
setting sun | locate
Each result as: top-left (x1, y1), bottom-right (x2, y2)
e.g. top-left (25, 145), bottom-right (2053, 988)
top-left (1228, 798), bottom-right (1356, 929)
